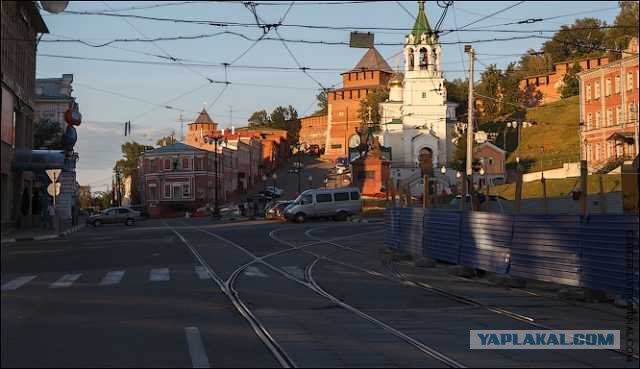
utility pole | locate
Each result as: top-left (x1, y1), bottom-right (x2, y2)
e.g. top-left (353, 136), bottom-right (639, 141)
top-left (465, 45), bottom-right (475, 211)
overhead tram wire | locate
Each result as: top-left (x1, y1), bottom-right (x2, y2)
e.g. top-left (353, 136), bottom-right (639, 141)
top-left (444, 1), bottom-right (526, 34)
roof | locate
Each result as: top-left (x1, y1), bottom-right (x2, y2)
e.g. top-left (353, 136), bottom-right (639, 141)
top-left (192, 108), bottom-right (215, 125)
top-left (350, 48), bottom-right (393, 73)
top-left (144, 142), bottom-right (205, 155)
top-left (475, 141), bottom-right (506, 154)
top-left (410, 0), bottom-right (432, 43)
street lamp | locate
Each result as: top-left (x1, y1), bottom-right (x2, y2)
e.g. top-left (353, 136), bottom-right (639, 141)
top-left (440, 165), bottom-right (447, 175)
top-left (272, 172), bottom-right (278, 190)
top-left (262, 174), bottom-right (267, 191)
top-left (323, 176), bottom-right (328, 189)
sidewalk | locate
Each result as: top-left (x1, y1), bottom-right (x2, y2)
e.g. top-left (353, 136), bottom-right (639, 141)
top-left (1, 220), bottom-right (85, 244)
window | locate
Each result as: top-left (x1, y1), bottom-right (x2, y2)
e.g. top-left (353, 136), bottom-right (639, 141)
top-left (595, 111), bottom-right (601, 128)
top-left (422, 92), bottom-right (427, 98)
top-left (164, 158), bottom-right (171, 170)
top-left (182, 158), bottom-right (189, 169)
top-left (628, 72), bottom-right (634, 90)
top-left (301, 194), bottom-right (313, 205)
top-left (182, 183), bottom-right (190, 197)
top-left (629, 103), bottom-right (636, 121)
top-left (164, 184), bottom-right (171, 198)
top-left (595, 143), bottom-right (601, 161)
top-left (605, 79), bottom-right (611, 96)
top-left (587, 113), bottom-right (593, 129)
top-left (615, 75), bottom-right (621, 93)
top-left (118, 208), bottom-right (130, 214)
top-left (149, 184), bottom-right (157, 200)
top-left (316, 193), bottom-right (332, 203)
top-left (606, 108), bottom-right (612, 127)
top-left (334, 192), bottom-right (349, 201)
top-left (607, 141), bottom-right (614, 159)
top-left (350, 191), bottom-right (360, 200)
top-left (594, 81), bottom-right (600, 98)
top-left (586, 144), bottom-right (592, 161)
top-left (195, 158), bottom-right (202, 171)
top-left (586, 85), bottom-right (591, 101)
top-left (616, 105), bottom-right (622, 125)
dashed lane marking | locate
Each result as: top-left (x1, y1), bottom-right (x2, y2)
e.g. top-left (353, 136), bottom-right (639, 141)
top-left (185, 327), bottom-right (211, 368)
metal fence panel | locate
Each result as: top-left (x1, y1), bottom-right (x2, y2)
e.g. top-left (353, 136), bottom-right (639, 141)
top-left (384, 208), bottom-right (424, 255)
top-left (423, 209), bottom-right (461, 264)
top-left (460, 212), bottom-right (512, 274)
top-left (580, 214), bottom-right (639, 298)
top-left (510, 215), bottom-right (582, 286)
top-left (384, 208), bottom-right (402, 251)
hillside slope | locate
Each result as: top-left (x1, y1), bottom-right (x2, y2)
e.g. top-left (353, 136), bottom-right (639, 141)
top-left (508, 96), bottom-right (581, 172)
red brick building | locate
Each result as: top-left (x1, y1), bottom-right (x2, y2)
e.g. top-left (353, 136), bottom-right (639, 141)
top-left (299, 113), bottom-right (327, 149)
top-left (520, 56), bottom-right (609, 105)
top-left (473, 142), bottom-right (506, 185)
top-left (141, 142), bottom-right (218, 218)
top-left (229, 127), bottom-right (290, 173)
top-left (579, 38), bottom-right (639, 173)
top-left (312, 48), bottom-right (393, 160)
top-left (351, 139), bottom-right (390, 197)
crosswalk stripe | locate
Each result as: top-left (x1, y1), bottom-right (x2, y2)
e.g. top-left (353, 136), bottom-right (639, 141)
top-left (150, 268), bottom-right (170, 282)
top-left (100, 271), bottom-right (126, 286)
top-left (282, 266), bottom-right (305, 280)
top-left (50, 273), bottom-right (82, 289)
top-left (1, 276), bottom-right (37, 291)
top-left (194, 266), bottom-right (209, 280)
top-left (244, 266), bottom-right (268, 278)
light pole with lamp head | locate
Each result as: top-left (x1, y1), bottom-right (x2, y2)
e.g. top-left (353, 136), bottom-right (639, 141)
top-left (262, 174), bottom-right (267, 192)
top-left (307, 175), bottom-right (313, 190)
top-left (323, 176), bottom-right (328, 189)
top-left (272, 172), bottom-right (278, 191)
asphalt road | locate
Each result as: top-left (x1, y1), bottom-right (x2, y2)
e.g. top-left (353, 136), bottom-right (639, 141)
top-left (2, 217), bottom-right (637, 368)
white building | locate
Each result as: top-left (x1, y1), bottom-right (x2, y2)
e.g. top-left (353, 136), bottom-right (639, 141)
top-left (379, 1), bottom-right (457, 192)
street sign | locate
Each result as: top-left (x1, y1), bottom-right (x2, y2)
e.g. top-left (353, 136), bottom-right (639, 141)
top-left (46, 169), bottom-right (62, 182)
top-left (350, 32), bottom-right (374, 48)
top-left (47, 182), bottom-right (61, 197)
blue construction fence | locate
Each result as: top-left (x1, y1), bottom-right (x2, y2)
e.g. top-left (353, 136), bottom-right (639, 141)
top-left (385, 208), bottom-right (639, 299)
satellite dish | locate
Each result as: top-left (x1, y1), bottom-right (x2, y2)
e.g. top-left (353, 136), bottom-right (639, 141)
top-left (40, 1), bottom-right (69, 14)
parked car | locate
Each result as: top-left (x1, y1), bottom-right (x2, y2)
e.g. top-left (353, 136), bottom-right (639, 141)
top-left (335, 156), bottom-right (350, 175)
top-left (307, 144), bottom-right (321, 156)
top-left (87, 207), bottom-right (141, 227)
top-left (191, 207), bottom-right (210, 217)
top-left (284, 187), bottom-right (362, 223)
top-left (265, 201), bottom-right (293, 220)
top-left (129, 204), bottom-right (148, 218)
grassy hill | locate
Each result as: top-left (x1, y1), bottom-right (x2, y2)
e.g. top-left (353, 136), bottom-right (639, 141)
top-left (490, 174), bottom-right (621, 200)
top-left (509, 96), bottom-right (581, 172)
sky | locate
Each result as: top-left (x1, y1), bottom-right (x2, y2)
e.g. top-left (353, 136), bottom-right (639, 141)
top-left (35, 1), bottom-right (622, 191)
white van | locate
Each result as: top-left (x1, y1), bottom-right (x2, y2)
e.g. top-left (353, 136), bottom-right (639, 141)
top-left (284, 187), bottom-right (362, 223)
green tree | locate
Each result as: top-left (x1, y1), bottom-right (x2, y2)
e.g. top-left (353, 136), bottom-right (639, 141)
top-left (476, 64), bottom-right (503, 121)
top-left (114, 141), bottom-right (150, 179)
top-left (33, 119), bottom-right (63, 149)
top-left (357, 87), bottom-right (388, 135)
top-left (314, 90), bottom-right (328, 115)
top-left (444, 78), bottom-right (468, 116)
top-left (607, 1), bottom-right (639, 60)
top-left (270, 105), bottom-right (301, 142)
top-left (517, 49), bottom-right (553, 76)
top-left (542, 18), bottom-right (609, 62)
top-left (156, 133), bottom-right (177, 147)
top-left (560, 62), bottom-right (583, 98)
top-left (78, 185), bottom-right (92, 209)
top-left (248, 110), bottom-right (270, 127)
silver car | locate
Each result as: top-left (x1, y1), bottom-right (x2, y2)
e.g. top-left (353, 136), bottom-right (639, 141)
top-left (87, 207), bottom-right (141, 227)
top-left (284, 187), bottom-right (362, 223)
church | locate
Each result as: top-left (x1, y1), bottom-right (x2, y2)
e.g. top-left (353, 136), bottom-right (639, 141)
top-left (379, 1), bottom-right (458, 192)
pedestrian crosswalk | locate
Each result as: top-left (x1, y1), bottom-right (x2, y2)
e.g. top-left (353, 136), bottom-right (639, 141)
top-left (1, 266), bottom-right (210, 292)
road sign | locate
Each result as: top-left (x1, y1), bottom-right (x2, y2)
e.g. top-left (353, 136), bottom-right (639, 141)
top-left (350, 32), bottom-right (374, 48)
top-left (46, 169), bottom-right (62, 182)
top-left (47, 183), bottom-right (61, 197)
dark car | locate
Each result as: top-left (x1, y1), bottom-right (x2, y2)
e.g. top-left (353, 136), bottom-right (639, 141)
top-left (129, 205), bottom-right (148, 218)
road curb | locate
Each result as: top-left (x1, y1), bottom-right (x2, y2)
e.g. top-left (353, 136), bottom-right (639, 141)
top-left (1, 223), bottom-right (86, 244)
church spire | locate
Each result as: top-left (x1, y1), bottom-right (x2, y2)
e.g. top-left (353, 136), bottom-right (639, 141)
top-left (410, 0), bottom-right (433, 44)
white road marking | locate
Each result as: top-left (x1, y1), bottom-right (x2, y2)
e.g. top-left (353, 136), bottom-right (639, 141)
top-left (244, 266), bottom-right (268, 278)
top-left (99, 271), bottom-right (126, 286)
top-left (194, 266), bottom-right (209, 279)
top-left (185, 327), bottom-right (210, 368)
top-left (50, 273), bottom-right (82, 288)
top-left (282, 266), bottom-right (304, 280)
top-left (150, 268), bottom-right (170, 282)
top-left (1, 275), bottom-right (37, 291)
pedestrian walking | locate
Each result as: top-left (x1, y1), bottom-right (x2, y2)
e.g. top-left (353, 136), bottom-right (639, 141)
top-left (238, 201), bottom-right (245, 216)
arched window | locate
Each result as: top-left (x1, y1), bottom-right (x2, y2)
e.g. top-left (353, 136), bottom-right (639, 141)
top-left (419, 48), bottom-right (428, 70)
top-left (407, 48), bottom-right (415, 70)
top-left (432, 49), bottom-right (437, 69)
